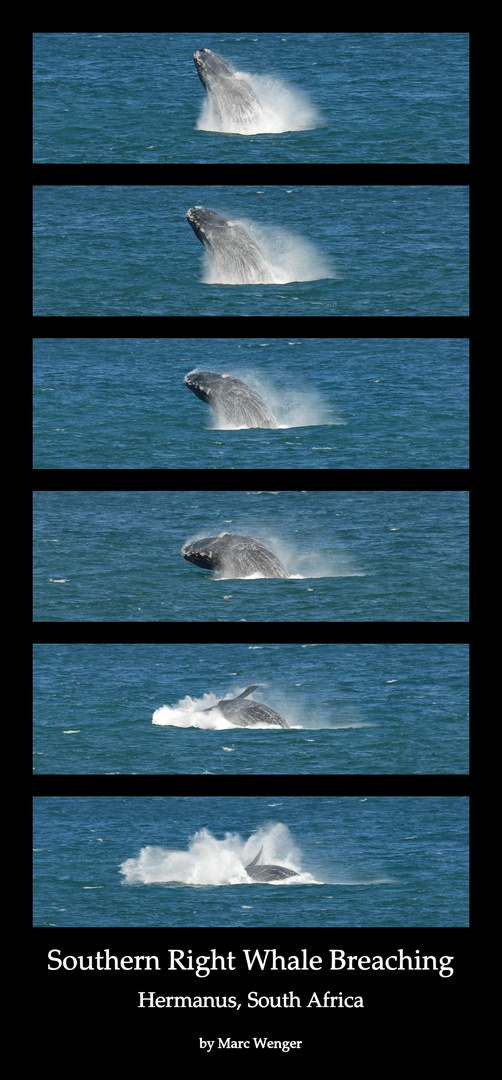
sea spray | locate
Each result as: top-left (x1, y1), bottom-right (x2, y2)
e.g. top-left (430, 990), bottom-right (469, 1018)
top-left (120, 823), bottom-right (307, 885)
top-left (202, 217), bottom-right (335, 285)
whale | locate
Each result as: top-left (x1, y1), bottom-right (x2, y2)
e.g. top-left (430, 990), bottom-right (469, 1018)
top-left (245, 846), bottom-right (298, 882)
top-left (181, 532), bottom-right (290, 579)
top-left (194, 48), bottom-right (267, 133)
top-left (184, 370), bottom-right (278, 429)
top-left (186, 206), bottom-right (277, 285)
top-left (203, 685), bottom-right (290, 728)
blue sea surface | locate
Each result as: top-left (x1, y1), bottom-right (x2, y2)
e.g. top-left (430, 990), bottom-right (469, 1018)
top-left (33, 642), bottom-right (469, 776)
top-left (32, 184), bottom-right (469, 318)
top-left (33, 338), bottom-right (469, 471)
top-left (32, 795), bottom-right (469, 927)
top-left (32, 489), bottom-right (469, 623)
top-left (33, 33), bottom-right (469, 163)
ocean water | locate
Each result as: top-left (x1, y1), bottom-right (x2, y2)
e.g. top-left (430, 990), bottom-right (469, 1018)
top-left (33, 338), bottom-right (469, 471)
top-left (32, 795), bottom-right (469, 927)
top-left (32, 489), bottom-right (469, 623)
top-left (33, 33), bottom-right (469, 163)
top-left (32, 183), bottom-right (469, 318)
top-left (33, 642), bottom-right (469, 776)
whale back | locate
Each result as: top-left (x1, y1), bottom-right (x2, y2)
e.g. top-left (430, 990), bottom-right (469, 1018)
top-left (202, 686), bottom-right (289, 728)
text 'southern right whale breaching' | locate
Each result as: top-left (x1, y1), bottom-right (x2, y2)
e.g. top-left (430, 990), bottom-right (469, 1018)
top-left (245, 846), bottom-right (299, 882)
top-left (186, 206), bottom-right (277, 285)
top-left (181, 532), bottom-right (290, 579)
top-left (203, 685), bottom-right (290, 728)
top-left (184, 369), bottom-right (278, 429)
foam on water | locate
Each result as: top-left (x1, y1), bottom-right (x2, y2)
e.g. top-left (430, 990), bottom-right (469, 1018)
top-left (153, 693), bottom-right (235, 729)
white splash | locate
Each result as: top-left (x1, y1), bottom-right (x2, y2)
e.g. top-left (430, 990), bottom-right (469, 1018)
top-left (197, 70), bottom-right (322, 135)
top-left (119, 823), bottom-right (311, 886)
top-left (153, 693), bottom-right (234, 729)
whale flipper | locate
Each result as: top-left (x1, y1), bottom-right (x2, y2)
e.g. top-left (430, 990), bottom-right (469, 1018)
top-left (245, 846), bottom-right (264, 869)
top-left (233, 685), bottom-right (261, 701)
top-left (245, 847), bottom-right (298, 882)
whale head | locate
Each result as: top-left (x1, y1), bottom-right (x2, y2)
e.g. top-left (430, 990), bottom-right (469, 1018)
top-left (186, 206), bottom-right (237, 250)
top-left (193, 48), bottom-right (235, 88)
top-left (183, 369), bottom-right (220, 404)
top-left (181, 534), bottom-right (228, 572)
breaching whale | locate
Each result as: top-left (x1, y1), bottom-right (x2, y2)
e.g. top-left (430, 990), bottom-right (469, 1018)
top-left (245, 846), bottom-right (298, 882)
top-left (184, 370), bottom-right (278, 429)
top-left (203, 685), bottom-right (289, 728)
top-left (194, 48), bottom-right (267, 133)
top-left (186, 207), bottom-right (277, 285)
top-left (181, 532), bottom-right (290, 579)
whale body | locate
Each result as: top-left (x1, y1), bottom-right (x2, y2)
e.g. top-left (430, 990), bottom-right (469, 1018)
top-left (181, 532), bottom-right (290, 579)
top-left (186, 206), bottom-right (276, 285)
top-left (203, 685), bottom-right (289, 728)
top-left (245, 846), bottom-right (298, 882)
top-left (184, 370), bottom-right (278, 429)
top-left (194, 48), bottom-right (267, 133)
